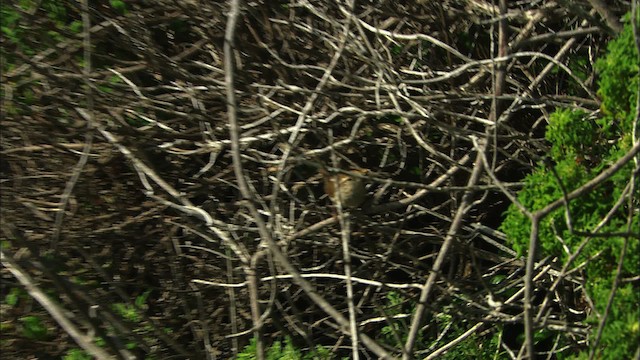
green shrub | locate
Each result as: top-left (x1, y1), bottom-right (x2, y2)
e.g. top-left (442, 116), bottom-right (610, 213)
top-left (501, 14), bottom-right (640, 359)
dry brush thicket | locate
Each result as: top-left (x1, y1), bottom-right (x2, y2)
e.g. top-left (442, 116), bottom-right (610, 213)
top-left (0, 0), bottom-right (634, 359)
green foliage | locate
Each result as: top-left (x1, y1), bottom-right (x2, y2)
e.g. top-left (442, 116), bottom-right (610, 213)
top-left (4, 288), bottom-right (22, 307)
top-left (545, 109), bottom-right (599, 161)
top-left (109, 0), bottom-right (127, 14)
top-left (237, 336), bottom-right (332, 360)
top-left (69, 20), bottom-right (82, 33)
top-left (385, 290), bottom-right (405, 310)
top-left (378, 291), bottom-right (421, 349)
top-left (135, 290), bottom-right (152, 309)
top-left (1, 4), bottom-right (23, 44)
top-left (502, 18), bottom-right (639, 268)
top-left (95, 337), bottom-right (106, 347)
top-left (438, 329), bottom-right (501, 359)
top-left (109, 290), bottom-right (156, 353)
top-left (501, 16), bottom-right (640, 360)
top-left (19, 315), bottom-right (48, 340)
top-left (1, 0), bottom-right (84, 68)
top-left (426, 311), bottom-right (503, 359)
top-left (376, 292), bottom-right (503, 358)
top-left (113, 290), bottom-right (151, 323)
top-left (124, 112), bottom-right (149, 128)
top-left (568, 56), bottom-right (590, 82)
top-left (551, 52), bottom-right (592, 96)
top-left (1, 0), bottom-right (87, 119)
top-left (63, 348), bottom-right (93, 360)
top-left (97, 74), bottom-right (124, 94)
top-left (596, 14), bottom-right (640, 136)
top-left (580, 282), bottom-right (640, 359)
top-left (373, 114), bottom-right (402, 124)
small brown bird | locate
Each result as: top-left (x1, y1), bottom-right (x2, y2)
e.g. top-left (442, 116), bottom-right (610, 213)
top-left (322, 168), bottom-right (368, 208)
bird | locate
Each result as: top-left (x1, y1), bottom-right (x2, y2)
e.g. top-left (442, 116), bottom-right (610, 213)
top-left (322, 168), bottom-right (368, 209)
